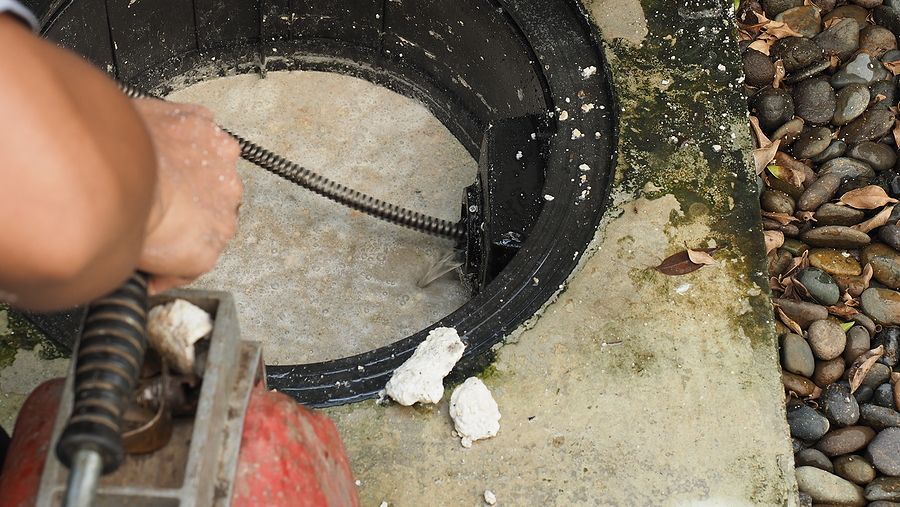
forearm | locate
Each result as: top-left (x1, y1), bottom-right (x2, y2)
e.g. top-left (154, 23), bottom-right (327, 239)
top-left (0, 15), bottom-right (158, 310)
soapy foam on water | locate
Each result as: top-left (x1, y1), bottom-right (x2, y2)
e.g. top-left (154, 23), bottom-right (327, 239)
top-left (167, 71), bottom-right (475, 364)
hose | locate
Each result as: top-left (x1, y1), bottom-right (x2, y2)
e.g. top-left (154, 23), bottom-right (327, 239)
top-left (119, 83), bottom-right (465, 242)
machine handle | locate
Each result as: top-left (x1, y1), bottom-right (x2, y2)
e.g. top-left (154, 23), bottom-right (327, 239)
top-left (55, 272), bottom-right (149, 504)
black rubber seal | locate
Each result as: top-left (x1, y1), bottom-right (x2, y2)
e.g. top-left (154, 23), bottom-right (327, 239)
top-left (25, 0), bottom-right (616, 407)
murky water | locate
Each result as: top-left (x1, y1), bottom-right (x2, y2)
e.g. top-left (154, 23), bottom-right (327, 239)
top-left (167, 71), bottom-right (476, 364)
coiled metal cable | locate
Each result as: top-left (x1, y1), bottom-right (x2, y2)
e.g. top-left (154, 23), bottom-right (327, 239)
top-left (120, 83), bottom-right (465, 241)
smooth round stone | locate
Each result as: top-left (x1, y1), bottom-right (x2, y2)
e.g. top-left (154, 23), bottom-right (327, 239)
top-left (862, 243), bottom-right (900, 289)
top-left (848, 141), bottom-right (898, 171)
top-left (782, 238), bottom-right (809, 256)
top-left (879, 225), bottom-right (900, 251)
top-left (798, 173), bottom-right (842, 211)
top-left (782, 333), bottom-right (817, 377)
top-left (833, 83), bottom-right (871, 126)
top-left (801, 226), bottom-right (873, 248)
top-left (866, 477), bottom-right (900, 502)
top-left (873, 326), bottom-right (900, 367)
top-left (835, 455), bottom-right (878, 485)
top-left (868, 427), bottom-right (900, 476)
top-left (773, 118), bottom-right (806, 146)
top-left (833, 53), bottom-right (892, 89)
top-left (743, 49), bottom-right (776, 88)
top-left (874, 4), bottom-right (900, 37)
top-left (874, 383), bottom-right (897, 409)
top-left (861, 404), bottom-right (900, 430)
top-left (822, 383), bottom-right (861, 427)
top-left (776, 6), bottom-right (822, 38)
top-left (814, 204), bottom-right (866, 226)
top-left (819, 157), bottom-right (876, 179)
top-left (871, 79), bottom-right (897, 110)
top-left (773, 37), bottom-right (824, 73)
top-left (857, 384), bottom-right (876, 404)
top-left (863, 363), bottom-right (894, 389)
top-left (794, 79), bottom-right (837, 126)
top-left (795, 466), bottom-right (867, 505)
top-left (751, 87), bottom-right (795, 133)
top-left (852, 313), bottom-right (878, 334)
top-left (784, 60), bottom-right (832, 85)
top-left (824, 4), bottom-right (870, 26)
top-left (761, 189), bottom-right (796, 214)
top-left (810, 248), bottom-right (863, 276)
top-left (816, 17), bottom-right (861, 62)
top-left (835, 273), bottom-right (870, 298)
top-left (784, 371), bottom-right (820, 397)
top-left (788, 401), bottom-right (832, 440)
top-left (817, 426), bottom-right (876, 455)
top-left (868, 500), bottom-right (900, 507)
top-left (840, 109), bottom-right (897, 145)
top-left (774, 298), bottom-right (829, 327)
top-left (814, 356), bottom-right (847, 387)
top-left (796, 448), bottom-right (835, 472)
top-left (763, 0), bottom-right (803, 16)
top-left (861, 288), bottom-right (900, 325)
top-left (799, 268), bottom-right (842, 305)
top-left (812, 140), bottom-right (848, 163)
top-left (861, 25), bottom-right (898, 57)
top-left (844, 325), bottom-right (872, 363)
top-left (793, 126), bottom-right (834, 158)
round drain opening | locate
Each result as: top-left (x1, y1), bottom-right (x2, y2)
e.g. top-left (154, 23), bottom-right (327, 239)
top-left (32, 0), bottom-right (616, 406)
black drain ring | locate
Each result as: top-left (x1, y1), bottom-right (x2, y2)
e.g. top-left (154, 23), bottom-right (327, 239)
top-left (27, 0), bottom-right (616, 406)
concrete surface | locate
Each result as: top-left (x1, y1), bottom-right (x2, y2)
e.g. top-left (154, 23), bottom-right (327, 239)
top-left (0, 0), bottom-right (798, 504)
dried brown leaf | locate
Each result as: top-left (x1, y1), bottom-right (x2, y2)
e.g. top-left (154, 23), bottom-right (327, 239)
top-left (749, 116), bottom-right (772, 147)
top-left (823, 17), bottom-right (840, 30)
top-left (874, 93), bottom-right (888, 104)
top-left (853, 205), bottom-right (896, 233)
top-left (773, 59), bottom-right (785, 88)
top-left (775, 306), bottom-right (803, 335)
top-left (773, 152), bottom-right (810, 186)
top-left (766, 21), bottom-right (803, 39)
top-left (848, 345), bottom-right (885, 393)
top-left (861, 263), bottom-right (874, 287)
top-left (894, 376), bottom-right (900, 409)
top-left (654, 247), bottom-right (720, 276)
top-left (764, 230), bottom-right (785, 254)
top-left (885, 60), bottom-right (900, 76)
top-left (749, 38), bottom-right (772, 55)
top-left (894, 119), bottom-right (900, 149)
top-left (839, 185), bottom-right (898, 209)
top-left (828, 304), bottom-right (860, 319)
top-left (762, 211), bottom-right (800, 225)
top-left (754, 140), bottom-right (782, 174)
top-left (687, 248), bottom-right (717, 265)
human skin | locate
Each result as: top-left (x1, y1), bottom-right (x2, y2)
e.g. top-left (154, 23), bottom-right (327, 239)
top-left (0, 14), bottom-right (243, 310)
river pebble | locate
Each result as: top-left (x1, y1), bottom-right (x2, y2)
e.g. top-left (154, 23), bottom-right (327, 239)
top-left (822, 383), bottom-right (862, 427)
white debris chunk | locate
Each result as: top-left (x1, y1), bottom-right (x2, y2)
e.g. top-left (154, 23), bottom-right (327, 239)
top-left (571, 128), bottom-right (584, 140)
top-left (543, 194), bottom-right (555, 201)
top-left (384, 327), bottom-right (465, 406)
top-left (148, 299), bottom-right (213, 374)
top-left (515, 150), bottom-right (523, 160)
top-left (581, 65), bottom-right (597, 78)
top-left (578, 163), bottom-right (590, 171)
top-left (449, 377), bottom-right (501, 448)
top-left (484, 490), bottom-right (497, 505)
top-left (581, 103), bottom-right (595, 113)
top-left (558, 110), bottom-right (569, 121)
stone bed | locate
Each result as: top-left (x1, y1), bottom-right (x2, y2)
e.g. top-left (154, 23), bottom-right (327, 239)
top-left (739, 0), bottom-right (900, 504)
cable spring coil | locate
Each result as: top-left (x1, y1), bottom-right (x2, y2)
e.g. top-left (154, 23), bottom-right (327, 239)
top-left (121, 83), bottom-right (465, 241)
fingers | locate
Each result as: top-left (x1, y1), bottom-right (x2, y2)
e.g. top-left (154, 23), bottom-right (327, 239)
top-left (148, 274), bottom-right (196, 295)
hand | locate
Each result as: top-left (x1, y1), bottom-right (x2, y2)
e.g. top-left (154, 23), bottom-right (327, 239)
top-left (132, 98), bottom-right (243, 294)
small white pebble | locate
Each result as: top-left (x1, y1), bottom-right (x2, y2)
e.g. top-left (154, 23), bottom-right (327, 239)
top-left (544, 194), bottom-right (555, 201)
top-left (581, 103), bottom-right (595, 112)
top-left (674, 283), bottom-right (691, 295)
top-left (379, 502), bottom-right (388, 507)
top-left (712, 144), bottom-right (722, 152)
top-left (581, 65), bottom-right (597, 78)
top-left (515, 151), bottom-right (523, 160)
top-left (571, 129), bottom-right (584, 140)
top-left (717, 63), bottom-right (726, 72)
top-left (579, 163), bottom-right (590, 171)
top-left (558, 110), bottom-right (569, 121)
top-left (484, 490), bottom-right (497, 505)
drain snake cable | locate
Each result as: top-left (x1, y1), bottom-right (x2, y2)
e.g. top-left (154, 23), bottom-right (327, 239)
top-left (119, 82), bottom-right (465, 242)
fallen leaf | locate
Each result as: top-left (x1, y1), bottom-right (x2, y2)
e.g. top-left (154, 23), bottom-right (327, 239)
top-left (829, 305), bottom-right (860, 318)
top-left (848, 345), bottom-right (885, 393)
top-left (765, 20), bottom-right (803, 39)
top-left (754, 140), bottom-right (782, 174)
top-left (874, 93), bottom-right (888, 103)
top-left (764, 230), bottom-right (785, 254)
top-left (654, 247), bottom-right (720, 276)
top-left (749, 38), bottom-right (772, 55)
top-left (782, 250), bottom-right (809, 279)
top-left (894, 375), bottom-right (900, 409)
top-left (749, 116), bottom-right (772, 147)
top-left (775, 306), bottom-right (804, 335)
top-left (861, 263), bottom-right (874, 288)
top-left (839, 185), bottom-right (898, 209)
top-left (808, 385), bottom-right (823, 401)
top-left (767, 161), bottom-right (805, 188)
top-left (853, 205), bottom-right (895, 233)
top-left (894, 119), bottom-right (900, 149)
top-left (885, 60), bottom-right (900, 76)
top-left (823, 17), bottom-right (840, 30)
top-left (840, 322), bottom-right (855, 332)
top-left (687, 248), bottom-right (717, 265)
top-left (762, 211), bottom-right (800, 225)
top-left (773, 59), bottom-right (785, 88)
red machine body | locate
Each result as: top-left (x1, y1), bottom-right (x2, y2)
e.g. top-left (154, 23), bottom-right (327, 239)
top-left (0, 380), bottom-right (359, 507)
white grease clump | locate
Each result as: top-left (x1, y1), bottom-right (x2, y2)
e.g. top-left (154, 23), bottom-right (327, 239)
top-left (449, 377), bottom-right (501, 448)
top-left (558, 110), bottom-right (569, 121)
top-left (484, 490), bottom-right (497, 505)
top-left (148, 299), bottom-right (213, 374)
top-left (384, 327), bottom-right (465, 406)
top-left (571, 128), bottom-right (584, 140)
top-left (581, 65), bottom-right (597, 78)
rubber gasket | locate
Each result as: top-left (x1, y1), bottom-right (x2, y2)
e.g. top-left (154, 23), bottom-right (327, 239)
top-left (28, 0), bottom-right (616, 407)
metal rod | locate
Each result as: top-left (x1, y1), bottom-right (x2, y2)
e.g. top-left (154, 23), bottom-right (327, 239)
top-left (62, 448), bottom-right (103, 507)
